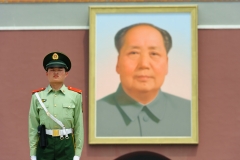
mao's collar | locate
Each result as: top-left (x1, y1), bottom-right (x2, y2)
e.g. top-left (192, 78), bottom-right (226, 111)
top-left (114, 84), bottom-right (166, 123)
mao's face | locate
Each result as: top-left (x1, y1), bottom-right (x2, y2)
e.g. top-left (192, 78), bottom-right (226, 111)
top-left (116, 25), bottom-right (168, 94)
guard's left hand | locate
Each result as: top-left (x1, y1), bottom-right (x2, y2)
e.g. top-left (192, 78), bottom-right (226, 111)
top-left (73, 156), bottom-right (80, 160)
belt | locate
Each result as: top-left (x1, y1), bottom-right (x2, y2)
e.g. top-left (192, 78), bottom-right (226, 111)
top-left (46, 129), bottom-right (72, 137)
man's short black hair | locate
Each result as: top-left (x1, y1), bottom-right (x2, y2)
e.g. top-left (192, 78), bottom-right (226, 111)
top-left (114, 23), bottom-right (172, 54)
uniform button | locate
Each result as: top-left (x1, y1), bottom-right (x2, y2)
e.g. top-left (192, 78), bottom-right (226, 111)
top-left (54, 115), bottom-right (57, 117)
top-left (143, 116), bottom-right (149, 122)
top-left (54, 104), bottom-right (56, 107)
top-left (55, 94), bottom-right (57, 97)
top-left (68, 106), bottom-right (70, 108)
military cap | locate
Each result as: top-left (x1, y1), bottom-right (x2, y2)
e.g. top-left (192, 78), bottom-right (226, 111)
top-left (43, 52), bottom-right (71, 71)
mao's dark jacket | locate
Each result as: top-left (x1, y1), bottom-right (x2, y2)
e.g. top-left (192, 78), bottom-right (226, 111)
top-left (96, 84), bottom-right (191, 137)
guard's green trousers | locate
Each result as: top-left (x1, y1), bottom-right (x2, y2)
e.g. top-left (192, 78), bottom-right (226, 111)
top-left (36, 134), bottom-right (75, 160)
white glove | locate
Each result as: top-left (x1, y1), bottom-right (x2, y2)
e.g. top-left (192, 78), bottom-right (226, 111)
top-left (73, 156), bottom-right (80, 160)
top-left (30, 156), bottom-right (37, 160)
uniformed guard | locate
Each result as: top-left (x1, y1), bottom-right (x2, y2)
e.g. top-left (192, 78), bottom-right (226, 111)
top-left (28, 52), bottom-right (84, 160)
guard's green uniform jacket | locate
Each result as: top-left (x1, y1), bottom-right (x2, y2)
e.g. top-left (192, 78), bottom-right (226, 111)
top-left (97, 84), bottom-right (191, 137)
top-left (29, 85), bottom-right (84, 156)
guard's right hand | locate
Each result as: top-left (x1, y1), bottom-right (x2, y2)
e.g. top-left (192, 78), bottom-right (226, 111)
top-left (31, 156), bottom-right (37, 160)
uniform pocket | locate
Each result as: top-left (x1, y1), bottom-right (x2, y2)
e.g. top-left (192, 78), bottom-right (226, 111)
top-left (62, 103), bottom-right (75, 118)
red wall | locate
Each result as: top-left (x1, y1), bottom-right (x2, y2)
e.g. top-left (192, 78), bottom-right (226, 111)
top-left (0, 29), bottom-right (240, 160)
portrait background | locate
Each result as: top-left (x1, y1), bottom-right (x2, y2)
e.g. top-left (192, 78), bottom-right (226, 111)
top-left (96, 13), bottom-right (192, 100)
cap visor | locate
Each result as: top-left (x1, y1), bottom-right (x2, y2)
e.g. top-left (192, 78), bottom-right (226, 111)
top-left (46, 64), bottom-right (66, 68)
top-left (46, 61), bottom-right (68, 70)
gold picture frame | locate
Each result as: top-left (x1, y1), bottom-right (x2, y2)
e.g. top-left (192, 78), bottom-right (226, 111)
top-left (89, 5), bottom-right (198, 144)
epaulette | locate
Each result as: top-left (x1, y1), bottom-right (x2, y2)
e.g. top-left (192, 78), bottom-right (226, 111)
top-left (32, 88), bottom-right (45, 94)
top-left (68, 86), bottom-right (82, 94)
